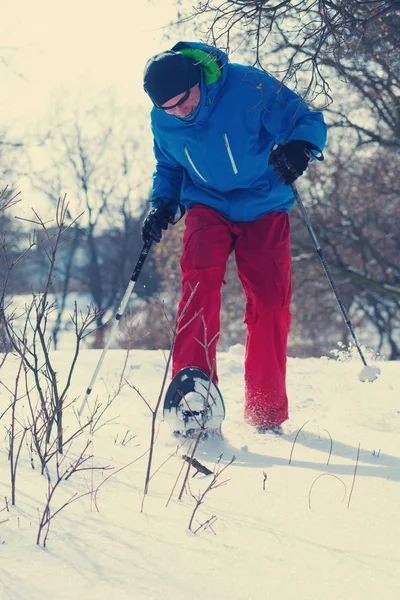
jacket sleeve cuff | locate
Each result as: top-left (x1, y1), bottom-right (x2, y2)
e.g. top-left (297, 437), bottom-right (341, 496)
top-left (151, 198), bottom-right (179, 213)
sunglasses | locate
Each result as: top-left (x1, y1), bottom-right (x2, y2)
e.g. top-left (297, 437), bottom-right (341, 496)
top-left (155, 87), bottom-right (191, 111)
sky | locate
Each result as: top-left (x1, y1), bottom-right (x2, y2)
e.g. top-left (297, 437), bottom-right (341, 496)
top-left (1, 0), bottom-right (181, 124)
top-left (1, 0), bottom-right (189, 215)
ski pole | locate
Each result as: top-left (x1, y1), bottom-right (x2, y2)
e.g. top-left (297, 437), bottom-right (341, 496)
top-left (78, 239), bottom-right (152, 414)
top-left (291, 183), bottom-right (380, 382)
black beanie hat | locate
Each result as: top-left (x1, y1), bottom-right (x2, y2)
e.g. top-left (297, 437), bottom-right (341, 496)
top-left (143, 50), bottom-right (200, 107)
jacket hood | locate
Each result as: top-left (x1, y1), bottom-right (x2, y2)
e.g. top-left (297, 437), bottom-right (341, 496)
top-left (169, 41), bottom-right (228, 124)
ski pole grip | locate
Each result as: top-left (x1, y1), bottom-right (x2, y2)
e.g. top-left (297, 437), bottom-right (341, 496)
top-left (132, 239), bottom-right (152, 282)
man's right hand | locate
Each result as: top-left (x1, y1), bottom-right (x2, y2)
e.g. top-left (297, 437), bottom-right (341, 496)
top-left (141, 203), bottom-right (176, 244)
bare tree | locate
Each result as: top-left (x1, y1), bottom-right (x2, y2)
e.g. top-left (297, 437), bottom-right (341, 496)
top-left (28, 96), bottom-right (160, 348)
top-left (0, 188), bottom-right (23, 346)
top-left (270, 4), bottom-right (400, 148)
top-left (175, 1), bottom-right (399, 105)
top-left (290, 148), bottom-right (400, 357)
top-left (1, 197), bottom-right (102, 460)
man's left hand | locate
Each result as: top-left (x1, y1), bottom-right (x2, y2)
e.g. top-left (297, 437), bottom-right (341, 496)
top-left (268, 140), bottom-right (323, 185)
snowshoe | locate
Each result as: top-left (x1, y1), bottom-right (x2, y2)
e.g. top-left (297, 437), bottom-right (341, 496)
top-left (255, 425), bottom-right (284, 436)
top-left (163, 367), bottom-right (225, 438)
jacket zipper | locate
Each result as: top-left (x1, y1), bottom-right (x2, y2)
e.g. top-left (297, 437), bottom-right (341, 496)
top-left (223, 133), bottom-right (238, 174)
top-left (184, 146), bottom-right (207, 182)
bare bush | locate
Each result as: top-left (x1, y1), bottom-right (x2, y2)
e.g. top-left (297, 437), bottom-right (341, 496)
top-left (187, 454), bottom-right (235, 533)
top-left (126, 285), bottom-right (201, 510)
top-left (6, 353), bottom-right (30, 505)
top-left (0, 198), bottom-right (102, 469)
top-left (36, 439), bottom-right (111, 547)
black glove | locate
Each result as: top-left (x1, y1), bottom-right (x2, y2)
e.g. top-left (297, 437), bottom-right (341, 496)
top-left (142, 201), bottom-right (186, 244)
top-left (142, 203), bottom-right (175, 244)
top-left (268, 140), bottom-right (323, 185)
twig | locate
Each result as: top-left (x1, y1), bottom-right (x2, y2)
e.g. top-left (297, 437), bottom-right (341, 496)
top-left (149, 439), bottom-right (188, 483)
top-left (188, 454), bottom-right (235, 532)
top-left (288, 420), bottom-right (310, 464)
top-left (309, 473), bottom-right (347, 510)
top-left (36, 440), bottom-right (110, 547)
top-left (182, 455), bottom-right (213, 476)
top-left (289, 422), bottom-right (333, 466)
top-left (193, 514), bottom-right (218, 534)
top-left (140, 284), bottom-right (200, 511)
top-left (323, 428), bottom-right (333, 465)
top-left (347, 443), bottom-right (361, 508)
top-left (94, 448), bottom-right (150, 512)
top-left (166, 440), bottom-right (196, 508)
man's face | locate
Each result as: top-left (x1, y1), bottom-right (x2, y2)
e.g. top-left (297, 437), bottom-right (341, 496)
top-left (161, 84), bottom-right (201, 117)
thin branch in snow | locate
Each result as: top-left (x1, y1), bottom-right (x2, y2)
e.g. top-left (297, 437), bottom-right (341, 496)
top-left (347, 443), bottom-right (361, 508)
top-left (308, 473), bottom-right (347, 510)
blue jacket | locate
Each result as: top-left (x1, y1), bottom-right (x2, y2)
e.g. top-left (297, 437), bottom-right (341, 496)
top-left (150, 41), bottom-right (327, 222)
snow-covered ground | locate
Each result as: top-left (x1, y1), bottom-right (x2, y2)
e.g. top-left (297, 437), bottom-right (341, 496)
top-left (1, 345), bottom-right (399, 600)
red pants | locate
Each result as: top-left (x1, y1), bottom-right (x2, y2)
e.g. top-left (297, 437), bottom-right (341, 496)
top-left (172, 205), bottom-right (292, 427)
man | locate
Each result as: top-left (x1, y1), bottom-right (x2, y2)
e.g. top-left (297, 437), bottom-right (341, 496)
top-left (142, 41), bottom-right (327, 433)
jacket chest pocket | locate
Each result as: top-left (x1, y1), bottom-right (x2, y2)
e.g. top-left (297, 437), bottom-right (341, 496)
top-left (184, 146), bottom-right (208, 182)
top-left (184, 133), bottom-right (239, 183)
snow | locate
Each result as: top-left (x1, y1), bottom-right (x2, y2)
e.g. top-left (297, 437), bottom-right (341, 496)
top-left (358, 364), bottom-right (381, 383)
top-left (1, 344), bottom-right (399, 600)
